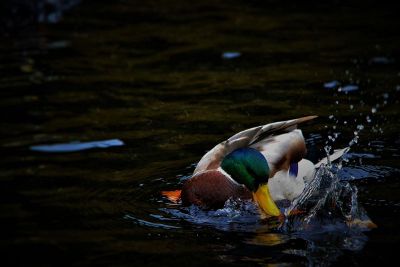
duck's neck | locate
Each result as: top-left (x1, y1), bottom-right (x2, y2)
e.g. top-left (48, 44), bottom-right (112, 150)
top-left (221, 147), bottom-right (269, 191)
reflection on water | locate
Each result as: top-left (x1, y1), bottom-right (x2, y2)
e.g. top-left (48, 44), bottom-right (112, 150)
top-left (338, 84), bottom-right (359, 93)
top-left (222, 52), bottom-right (242, 60)
top-left (124, 214), bottom-right (180, 229)
top-left (2, 0), bottom-right (400, 266)
top-left (30, 138), bottom-right (124, 152)
top-left (162, 199), bottom-right (263, 232)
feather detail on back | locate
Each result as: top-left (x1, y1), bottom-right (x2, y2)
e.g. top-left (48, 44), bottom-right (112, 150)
top-left (193, 116), bottom-right (317, 175)
top-left (250, 129), bottom-right (307, 176)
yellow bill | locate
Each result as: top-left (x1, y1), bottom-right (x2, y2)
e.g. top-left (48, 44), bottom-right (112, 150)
top-left (253, 184), bottom-right (281, 217)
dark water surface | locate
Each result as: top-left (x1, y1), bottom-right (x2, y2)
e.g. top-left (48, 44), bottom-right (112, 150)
top-left (1, 1), bottom-right (400, 266)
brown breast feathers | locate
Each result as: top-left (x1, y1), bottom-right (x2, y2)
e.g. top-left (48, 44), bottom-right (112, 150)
top-left (181, 170), bottom-right (252, 209)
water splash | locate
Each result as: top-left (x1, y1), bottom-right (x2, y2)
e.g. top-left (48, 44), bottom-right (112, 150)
top-left (282, 164), bottom-right (374, 232)
top-left (161, 198), bottom-right (264, 232)
top-left (277, 164), bottom-right (375, 266)
top-left (158, 161), bottom-right (375, 235)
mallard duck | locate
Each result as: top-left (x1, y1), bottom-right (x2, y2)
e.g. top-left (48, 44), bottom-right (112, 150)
top-left (163, 116), bottom-right (348, 218)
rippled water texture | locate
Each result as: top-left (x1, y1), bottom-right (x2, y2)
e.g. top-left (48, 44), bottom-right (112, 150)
top-left (1, 0), bottom-right (400, 266)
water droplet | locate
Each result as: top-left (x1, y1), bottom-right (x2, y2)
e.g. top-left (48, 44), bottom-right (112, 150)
top-left (366, 116), bottom-right (371, 123)
top-left (350, 105), bottom-right (354, 109)
top-left (324, 145), bottom-right (332, 154)
top-left (371, 107), bottom-right (377, 113)
top-left (349, 135), bottom-right (359, 146)
top-left (337, 161), bottom-right (343, 170)
top-left (329, 115), bottom-right (334, 119)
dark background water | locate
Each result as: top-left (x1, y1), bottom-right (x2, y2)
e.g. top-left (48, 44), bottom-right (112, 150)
top-left (1, 0), bottom-right (400, 266)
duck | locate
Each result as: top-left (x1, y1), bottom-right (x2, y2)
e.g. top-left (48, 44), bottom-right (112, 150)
top-left (163, 116), bottom-right (348, 218)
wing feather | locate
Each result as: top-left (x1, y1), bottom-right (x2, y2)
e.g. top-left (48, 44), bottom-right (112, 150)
top-left (193, 116), bottom-right (317, 174)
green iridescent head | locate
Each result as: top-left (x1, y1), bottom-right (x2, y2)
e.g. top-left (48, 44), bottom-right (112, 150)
top-left (221, 147), bottom-right (269, 191)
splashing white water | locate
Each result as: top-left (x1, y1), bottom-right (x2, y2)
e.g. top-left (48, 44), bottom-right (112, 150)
top-left (281, 163), bottom-right (373, 232)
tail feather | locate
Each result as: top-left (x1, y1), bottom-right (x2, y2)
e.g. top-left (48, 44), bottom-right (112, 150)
top-left (315, 147), bottom-right (350, 168)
